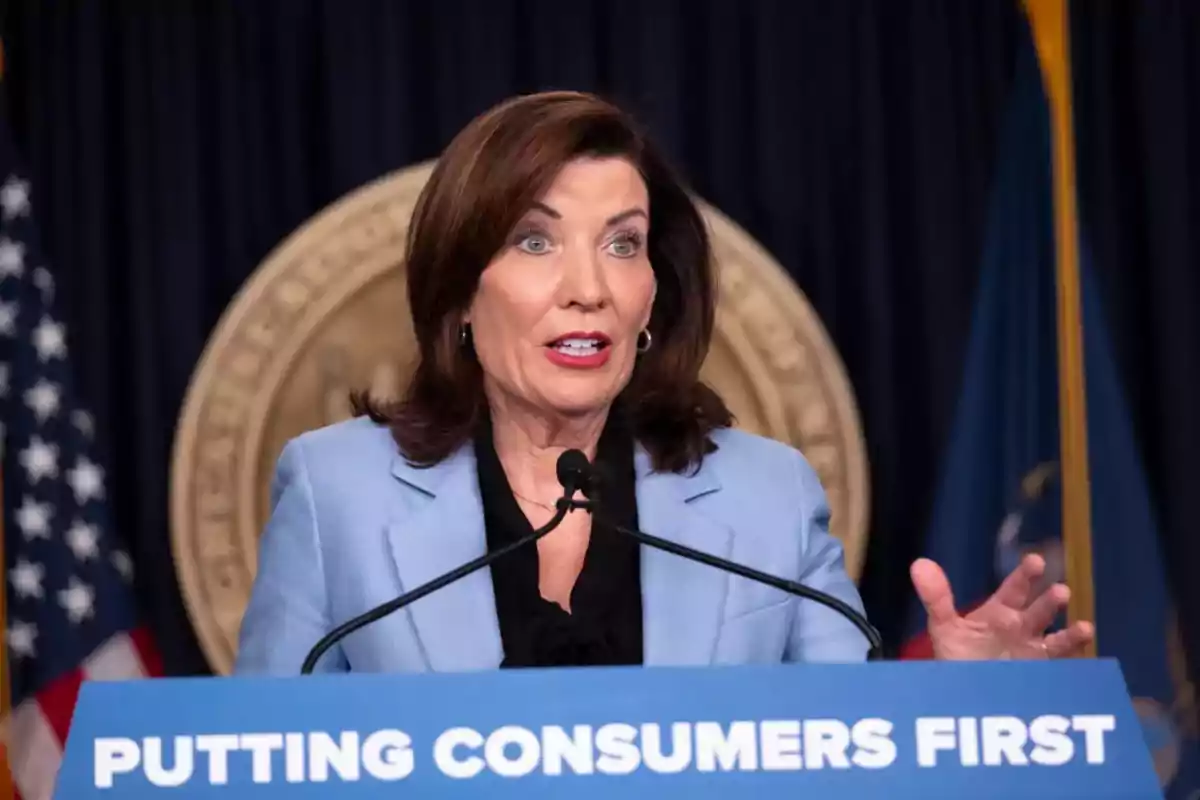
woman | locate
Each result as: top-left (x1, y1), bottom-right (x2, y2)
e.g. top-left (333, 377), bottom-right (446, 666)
top-left (234, 91), bottom-right (1093, 674)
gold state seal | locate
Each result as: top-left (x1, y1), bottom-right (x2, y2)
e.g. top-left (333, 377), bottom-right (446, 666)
top-left (169, 161), bottom-right (871, 675)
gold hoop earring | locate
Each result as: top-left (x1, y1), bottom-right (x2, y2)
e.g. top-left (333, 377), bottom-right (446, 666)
top-left (636, 329), bottom-right (652, 353)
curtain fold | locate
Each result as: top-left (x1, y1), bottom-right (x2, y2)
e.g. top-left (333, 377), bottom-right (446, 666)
top-left (1071, 0), bottom-right (1200, 689)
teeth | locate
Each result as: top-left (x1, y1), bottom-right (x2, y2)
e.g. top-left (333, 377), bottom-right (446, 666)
top-left (554, 338), bottom-right (602, 355)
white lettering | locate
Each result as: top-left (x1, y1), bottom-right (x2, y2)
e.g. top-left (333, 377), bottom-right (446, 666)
top-left (485, 726), bottom-right (541, 778)
top-left (695, 721), bottom-right (758, 772)
top-left (850, 718), bottom-right (896, 768)
top-left (542, 726), bottom-right (594, 776)
top-left (308, 731), bottom-right (359, 782)
top-left (194, 734), bottom-right (238, 784)
top-left (595, 723), bottom-right (640, 775)
top-left (915, 715), bottom-right (1116, 768)
top-left (1072, 715), bottom-right (1115, 764)
top-left (804, 719), bottom-right (851, 769)
top-left (1029, 715), bottom-right (1074, 766)
top-left (94, 713), bottom-right (1113, 788)
top-left (982, 716), bottom-right (1029, 766)
top-left (759, 720), bottom-right (802, 770)
top-left (94, 737), bottom-right (140, 789)
top-left (434, 727), bottom-right (486, 779)
top-left (916, 717), bottom-right (958, 767)
top-left (284, 733), bottom-right (305, 783)
top-left (361, 730), bottom-right (413, 780)
top-left (239, 734), bottom-right (282, 783)
top-left (143, 736), bottom-right (193, 787)
top-left (641, 722), bottom-right (691, 774)
top-left (93, 729), bottom-right (419, 788)
top-left (958, 717), bottom-right (980, 767)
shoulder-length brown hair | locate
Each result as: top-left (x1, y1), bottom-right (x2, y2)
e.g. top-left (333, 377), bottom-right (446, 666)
top-left (355, 90), bottom-right (732, 473)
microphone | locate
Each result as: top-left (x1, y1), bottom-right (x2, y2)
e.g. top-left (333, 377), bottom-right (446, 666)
top-left (579, 451), bottom-right (884, 661)
top-left (299, 450), bottom-right (591, 674)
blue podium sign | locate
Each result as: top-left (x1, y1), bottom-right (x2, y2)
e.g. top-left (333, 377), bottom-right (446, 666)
top-left (55, 659), bottom-right (1161, 798)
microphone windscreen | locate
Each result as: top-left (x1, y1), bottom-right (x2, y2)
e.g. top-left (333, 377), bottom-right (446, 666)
top-left (556, 449), bottom-right (593, 493)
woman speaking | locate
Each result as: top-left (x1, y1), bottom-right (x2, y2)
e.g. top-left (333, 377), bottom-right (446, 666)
top-left (234, 91), bottom-right (1093, 674)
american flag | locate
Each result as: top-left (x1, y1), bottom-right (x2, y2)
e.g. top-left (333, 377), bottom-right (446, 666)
top-left (0, 113), bottom-right (161, 799)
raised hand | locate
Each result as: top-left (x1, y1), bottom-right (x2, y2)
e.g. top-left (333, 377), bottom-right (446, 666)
top-left (911, 553), bottom-right (1095, 661)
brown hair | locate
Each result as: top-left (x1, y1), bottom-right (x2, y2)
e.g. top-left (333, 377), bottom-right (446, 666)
top-left (354, 90), bottom-right (732, 473)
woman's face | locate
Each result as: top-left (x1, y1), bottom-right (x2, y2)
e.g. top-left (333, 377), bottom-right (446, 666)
top-left (466, 156), bottom-right (657, 420)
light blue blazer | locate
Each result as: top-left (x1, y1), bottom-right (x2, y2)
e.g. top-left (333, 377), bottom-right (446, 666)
top-left (234, 416), bottom-right (870, 674)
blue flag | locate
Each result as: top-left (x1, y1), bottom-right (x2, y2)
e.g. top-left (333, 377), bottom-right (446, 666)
top-left (899, 24), bottom-right (1198, 797)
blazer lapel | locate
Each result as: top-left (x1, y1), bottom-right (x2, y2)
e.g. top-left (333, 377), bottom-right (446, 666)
top-left (636, 446), bottom-right (733, 666)
top-left (385, 445), bottom-right (503, 672)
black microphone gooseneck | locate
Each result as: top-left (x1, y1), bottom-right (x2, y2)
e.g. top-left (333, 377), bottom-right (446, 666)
top-left (579, 450), bottom-right (885, 661)
top-left (611, 522), bottom-right (884, 660)
top-left (299, 450), bottom-right (593, 674)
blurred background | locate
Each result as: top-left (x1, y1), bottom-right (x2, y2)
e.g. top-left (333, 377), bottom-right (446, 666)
top-left (0, 1), bottom-right (1198, 797)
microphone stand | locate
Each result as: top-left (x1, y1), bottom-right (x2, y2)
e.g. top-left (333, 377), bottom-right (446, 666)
top-left (611, 522), bottom-right (884, 660)
top-left (300, 494), bottom-right (592, 674)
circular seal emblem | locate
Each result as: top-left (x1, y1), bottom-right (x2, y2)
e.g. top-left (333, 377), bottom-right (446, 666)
top-left (170, 160), bottom-right (871, 674)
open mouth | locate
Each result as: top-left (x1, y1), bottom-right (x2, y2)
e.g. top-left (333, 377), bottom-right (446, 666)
top-left (547, 333), bottom-right (612, 357)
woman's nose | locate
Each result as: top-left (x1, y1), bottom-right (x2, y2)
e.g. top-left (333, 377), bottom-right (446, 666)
top-left (559, 245), bottom-right (608, 308)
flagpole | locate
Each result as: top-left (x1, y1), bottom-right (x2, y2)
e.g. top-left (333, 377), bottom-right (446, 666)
top-left (1022, 0), bottom-right (1096, 657)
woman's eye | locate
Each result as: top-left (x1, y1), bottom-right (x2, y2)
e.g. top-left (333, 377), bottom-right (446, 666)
top-left (607, 232), bottom-right (644, 258)
top-left (515, 232), bottom-right (552, 254)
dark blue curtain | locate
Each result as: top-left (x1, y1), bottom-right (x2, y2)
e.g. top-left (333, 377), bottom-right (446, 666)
top-left (2, 0), bottom-right (1137, 675)
top-left (1071, 0), bottom-right (1200, 685)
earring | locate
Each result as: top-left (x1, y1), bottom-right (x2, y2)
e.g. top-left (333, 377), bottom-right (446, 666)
top-left (459, 324), bottom-right (471, 347)
top-left (636, 329), bottom-right (652, 353)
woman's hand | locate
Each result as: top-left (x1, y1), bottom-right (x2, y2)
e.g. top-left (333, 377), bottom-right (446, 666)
top-left (911, 553), bottom-right (1094, 661)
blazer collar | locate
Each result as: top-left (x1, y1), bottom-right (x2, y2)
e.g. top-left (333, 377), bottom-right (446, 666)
top-left (391, 441), bottom-right (724, 501)
top-left (385, 446), bottom-right (504, 672)
top-left (634, 444), bottom-right (733, 666)
top-left (386, 439), bottom-right (732, 671)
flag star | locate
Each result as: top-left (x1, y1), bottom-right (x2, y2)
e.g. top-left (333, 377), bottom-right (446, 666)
top-left (111, 550), bottom-right (134, 581)
top-left (66, 520), bottom-right (100, 561)
top-left (15, 496), bottom-right (52, 540)
top-left (0, 175), bottom-right (31, 219)
top-left (24, 378), bottom-right (60, 422)
top-left (0, 237), bottom-right (24, 279)
top-left (71, 409), bottom-right (95, 438)
top-left (58, 577), bottom-right (96, 624)
top-left (18, 435), bottom-right (59, 483)
top-left (32, 266), bottom-right (54, 301)
top-left (6, 621), bottom-right (37, 659)
top-left (9, 559), bottom-right (45, 600)
top-left (32, 316), bottom-right (67, 362)
top-left (0, 300), bottom-right (15, 336)
top-left (68, 456), bottom-right (105, 504)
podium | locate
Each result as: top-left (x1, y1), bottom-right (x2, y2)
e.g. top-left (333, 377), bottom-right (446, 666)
top-left (55, 658), bottom-right (1162, 798)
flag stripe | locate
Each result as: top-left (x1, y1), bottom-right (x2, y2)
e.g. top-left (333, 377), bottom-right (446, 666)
top-left (1022, 0), bottom-right (1096, 648)
top-left (129, 626), bottom-right (162, 677)
top-left (82, 632), bottom-right (144, 682)
top-left (27, 671), bottom-right (79, 748)
top-left (8, 701), bottom-right (57, 800)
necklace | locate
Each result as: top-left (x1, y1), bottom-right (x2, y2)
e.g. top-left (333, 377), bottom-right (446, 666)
top-left (511, 488), bottom-right (558, 512)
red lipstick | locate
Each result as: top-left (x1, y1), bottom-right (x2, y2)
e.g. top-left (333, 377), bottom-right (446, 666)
top-left (544, 331), bottom-right (613, 369)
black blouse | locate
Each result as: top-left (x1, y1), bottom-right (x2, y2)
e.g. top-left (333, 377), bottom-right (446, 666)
top-left (474, 413), bottom-right (644, 668)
